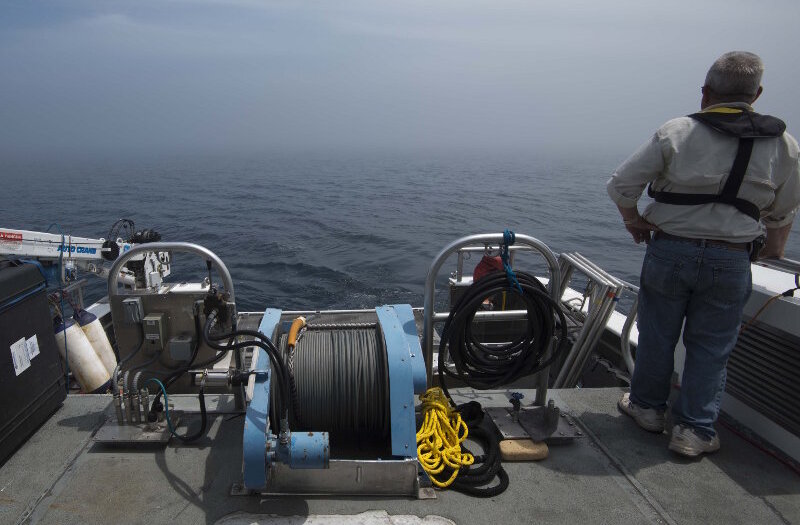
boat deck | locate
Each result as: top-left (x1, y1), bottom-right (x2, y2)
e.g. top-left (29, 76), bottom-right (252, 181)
top-left (2, 387), bottom-right (798, 525)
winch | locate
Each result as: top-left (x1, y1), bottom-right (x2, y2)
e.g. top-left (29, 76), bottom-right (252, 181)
top-left (100, 242), bottom-right (428, 496)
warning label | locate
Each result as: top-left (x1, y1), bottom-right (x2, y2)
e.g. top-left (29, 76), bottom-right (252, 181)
top-left (0, 231), bottom-right (22, 242)
top-left (10, 338), bottom-right (31, 376)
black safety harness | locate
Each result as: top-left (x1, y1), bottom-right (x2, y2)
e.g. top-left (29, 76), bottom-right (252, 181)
top-left (647, 109), bottom-right (786, 223)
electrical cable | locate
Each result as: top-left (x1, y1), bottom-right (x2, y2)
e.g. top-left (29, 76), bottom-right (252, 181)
top-left (432, 267), bottom-right (567, 497)
top-left (191, 313), bottom-right (235, 369)
top-left (739, 276), bottom-right (800, 334)
top-left (144, 377), bottom-right (207, 443)
top-left (148, 315), bottom-right (211, 442)
top-left (437, 270), bottom-right (569, 400)
top-left (107, 218), bottom-right (135, 242)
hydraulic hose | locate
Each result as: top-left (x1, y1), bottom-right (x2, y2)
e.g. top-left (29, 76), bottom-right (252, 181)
top-left (201, 314), bottom-right (291, 425)
top-left (437, 270), bottom-right (569, 400)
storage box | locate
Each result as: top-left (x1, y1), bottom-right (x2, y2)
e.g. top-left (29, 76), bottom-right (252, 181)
top-left (0, 257), bottom-right (66, 465)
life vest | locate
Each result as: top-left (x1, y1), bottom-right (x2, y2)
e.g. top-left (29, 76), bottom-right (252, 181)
top-left (647, 108), bottom-right (786, 222)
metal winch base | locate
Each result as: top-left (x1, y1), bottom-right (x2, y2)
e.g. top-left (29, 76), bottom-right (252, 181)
top-left (486, 404), bottom-right (584, 444)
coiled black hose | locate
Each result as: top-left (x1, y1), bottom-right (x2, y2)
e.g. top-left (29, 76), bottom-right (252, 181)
top-left (451, 401), bottom-right (509, 498)
top-left (434, 270), bottom-right (568, 497)
top-left (438, 270), bottom-right (568, 399)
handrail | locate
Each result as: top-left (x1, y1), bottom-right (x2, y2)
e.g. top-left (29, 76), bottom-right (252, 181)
top-left (620, 284), bottom-right (639, 376)
top-left (754, 257), bottom-right (800, 276)
top-left (107, 242), bottom-right (236, 304)
top-left (422, 233), bottom-right (561, 387)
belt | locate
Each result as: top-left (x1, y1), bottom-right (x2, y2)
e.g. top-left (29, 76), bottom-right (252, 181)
top-left (653, 231), bottom-right (749, 251)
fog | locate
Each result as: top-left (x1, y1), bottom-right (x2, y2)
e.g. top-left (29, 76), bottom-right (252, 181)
top-left (1, 0), bottom-right (799, 160)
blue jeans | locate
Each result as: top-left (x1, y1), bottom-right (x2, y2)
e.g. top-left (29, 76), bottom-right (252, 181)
top-left (630, 236), bottom-right (752, 437)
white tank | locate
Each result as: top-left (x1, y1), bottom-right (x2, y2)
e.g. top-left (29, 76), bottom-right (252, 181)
top-left (74, 310), bottom-right (118, 376)
top-left (54, 318), bottom-right (111, 393)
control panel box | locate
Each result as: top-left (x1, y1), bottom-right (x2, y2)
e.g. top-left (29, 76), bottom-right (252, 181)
top-left (143, 313), bottom-right (166, 350)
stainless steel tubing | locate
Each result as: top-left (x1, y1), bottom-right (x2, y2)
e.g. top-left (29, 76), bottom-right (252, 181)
top-left (554, 283), bottom-right (612, 388)
top-left (559, 292), bottom-right (618, 384)
top-left (306, 322), bottom-right (377, 330)
top-left (621, 293), bottom-right (639, 376)
top-left (553, 253), bottom-right (620, 388)
top-left (572, 253), bottom-right (639, 377)
top-left (123, 391), bottom-right (133, 424)
top-left (568, 253), bottom-right (626, 383)
top-left (561, 281), bottom-right (621, 388)
top-left (433, 309), bottom-right (535, 322)
top-left (572, 253), bottom-right (627, 291)
top-left (455, 246), bottom-right (534, 281)
top-left (279, 309), bottom-right (378, 315)
top-left (131, 392), bottom-right (141, 423)
top-left (561, 291), bottom-right (617, 387)
top-left (141, 388), bottom-right (150, 423)
top-left (422, 233), bottom-right (562, 387)
top-left (114, 393), bottom-right (124, 425)
top-left (556, 253), bottom-right (617, 371)
top-left (107, 242), bottom-right (236, 305)
top-left (755, 256), bottom-right (800, 274)
top-left (190, 370), bottom-right (230, 387)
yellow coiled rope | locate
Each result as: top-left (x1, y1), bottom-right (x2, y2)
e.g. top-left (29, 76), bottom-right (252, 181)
top-left (416, 387), bottom-right (474, 488)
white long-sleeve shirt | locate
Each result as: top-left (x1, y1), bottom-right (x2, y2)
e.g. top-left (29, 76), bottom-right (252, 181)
top-left (607, 103), bottom-right (800, 243)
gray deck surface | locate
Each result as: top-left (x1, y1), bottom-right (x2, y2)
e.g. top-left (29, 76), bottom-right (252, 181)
top-left (1, 388), bottom-right (798, 525)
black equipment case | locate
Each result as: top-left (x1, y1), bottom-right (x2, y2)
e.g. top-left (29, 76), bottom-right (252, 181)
top-left (0, 257), bottom-right (65, 465)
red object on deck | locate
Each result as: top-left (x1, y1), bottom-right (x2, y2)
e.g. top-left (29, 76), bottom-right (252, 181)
top-left (473, 255), bottom-right (504, 282)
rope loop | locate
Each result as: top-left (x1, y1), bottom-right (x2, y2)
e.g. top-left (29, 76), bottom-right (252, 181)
top-left (500, 228), bottom-right (523, 294)
top-left (416, 387), bottom-right (474, 488)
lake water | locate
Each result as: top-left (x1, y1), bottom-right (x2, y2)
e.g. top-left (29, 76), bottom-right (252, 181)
top-left (2, 151), bottom-right (798, 312)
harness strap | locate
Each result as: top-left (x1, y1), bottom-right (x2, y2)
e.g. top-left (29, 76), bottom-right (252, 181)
top-left (647, 137), bottom-right (760, 222)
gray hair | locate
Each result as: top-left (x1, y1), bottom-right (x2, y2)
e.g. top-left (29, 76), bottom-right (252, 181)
top-left (704, 51), bottom-right (764, 99)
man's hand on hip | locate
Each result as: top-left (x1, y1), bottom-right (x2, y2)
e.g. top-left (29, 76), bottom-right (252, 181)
top-left (617, 204), bottom-right (660, 244)
top-left (625, 216), bottom-right (660, 244)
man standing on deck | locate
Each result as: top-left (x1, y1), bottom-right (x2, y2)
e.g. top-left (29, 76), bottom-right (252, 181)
top-left (606, 51), bottom-right (800, 457)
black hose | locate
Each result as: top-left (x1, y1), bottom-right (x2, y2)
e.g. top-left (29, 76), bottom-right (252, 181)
top-left (201, 316), bottom-right (291, 425)
top-left (191, 313), bottom-right (234, 369)
top-left (438, 270), bottom-right (569, 400)
top-left (450, 401), bottom-right (509, 498)
top-left (433, 270), bottom-right (567, 498)
top-left (165, 387), bottom-right (208, 443)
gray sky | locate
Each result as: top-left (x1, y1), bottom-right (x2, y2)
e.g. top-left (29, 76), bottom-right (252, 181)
top-left (1, 0), bottom-right (799, 159)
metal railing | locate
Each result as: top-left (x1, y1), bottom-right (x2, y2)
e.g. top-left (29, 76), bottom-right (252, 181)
top-left (422, 233), bottom-right (561, 405)
top-left (755, 256), bottom-right (800, 276)
top-left (107, 242), bottom-right (236, 304)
